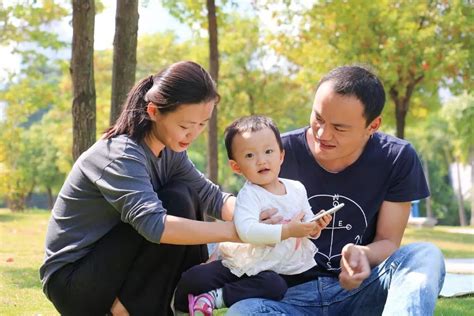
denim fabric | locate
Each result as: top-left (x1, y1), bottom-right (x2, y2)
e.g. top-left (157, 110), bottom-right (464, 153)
top-left (226, 242), bottom-right (445, 316)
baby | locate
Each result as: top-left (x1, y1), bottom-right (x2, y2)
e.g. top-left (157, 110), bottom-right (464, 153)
top-left (173, 115), bottom-right (331, 315)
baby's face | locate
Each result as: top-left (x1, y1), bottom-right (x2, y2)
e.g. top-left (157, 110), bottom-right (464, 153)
top-left (229, 127), bottom-right (284, 189)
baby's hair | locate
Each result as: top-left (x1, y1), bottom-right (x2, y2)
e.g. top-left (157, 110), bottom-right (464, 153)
top-left (224, 115), bottom-right (283, 160)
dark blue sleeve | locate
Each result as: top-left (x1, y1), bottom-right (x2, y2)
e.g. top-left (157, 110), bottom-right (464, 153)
top-left (384, 143), bottom-right (430, 202)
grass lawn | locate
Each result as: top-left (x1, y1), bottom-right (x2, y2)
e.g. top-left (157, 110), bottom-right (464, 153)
top-left (0, 208), bottom-right (473, 315)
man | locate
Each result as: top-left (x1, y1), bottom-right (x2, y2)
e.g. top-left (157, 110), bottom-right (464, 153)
top-left (227, 66), bottom-right (445, 315)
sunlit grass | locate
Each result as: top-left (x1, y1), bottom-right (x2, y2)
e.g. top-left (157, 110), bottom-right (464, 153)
top-left (0, 208), bottom-right (57, 315)
top-left (403, 226), bottom-right (474, 258)
top-left (0, 208), bottom-right (472, 315)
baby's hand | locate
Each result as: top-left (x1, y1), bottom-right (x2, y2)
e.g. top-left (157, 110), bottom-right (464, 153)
top-left (281, 211), bottom-right (318, 240)
top-left (309, 213), bottom-right (332, 239)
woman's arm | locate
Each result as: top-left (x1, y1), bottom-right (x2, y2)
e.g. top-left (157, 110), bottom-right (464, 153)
top-left (160, 215), bottom-right (239, 244)
top-left (220, 195), bottom-right (236, 221)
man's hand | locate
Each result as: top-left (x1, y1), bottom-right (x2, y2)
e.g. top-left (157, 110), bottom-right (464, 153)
top-left (339, 243), bottom-right (371, 290)
top-left (259, 208), bottom-right (284, 224)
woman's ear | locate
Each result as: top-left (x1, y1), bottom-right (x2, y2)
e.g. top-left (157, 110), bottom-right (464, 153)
top-left (229, 160), bottom-right (241, 175)
top-left (146, 102), bottom-right (157, 121)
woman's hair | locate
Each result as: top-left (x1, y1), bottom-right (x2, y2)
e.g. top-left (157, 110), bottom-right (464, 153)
top-left (224, 115), bottom-right (283, 160)
top-left (104, 61), bottom-right (219, 140)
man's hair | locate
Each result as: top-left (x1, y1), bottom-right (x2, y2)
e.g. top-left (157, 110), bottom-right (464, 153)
top-left (317, 65), bottom-right (386, 125)
top-left (224, 115), bottom-right (283, 160)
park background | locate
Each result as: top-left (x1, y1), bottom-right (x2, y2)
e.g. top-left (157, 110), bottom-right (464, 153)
top-left (0, 0), bottom-right (472, 315)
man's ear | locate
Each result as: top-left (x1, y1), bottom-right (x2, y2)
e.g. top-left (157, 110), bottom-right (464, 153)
top-left (146, 102), bottom-right (157, 121)
top-left (367, 116), bottom-right (381, 135)
top-left (229, 160), bottom-right (241, 174)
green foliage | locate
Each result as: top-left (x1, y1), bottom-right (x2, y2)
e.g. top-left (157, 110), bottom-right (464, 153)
top-left (161, 0), bottom-right (236, 31)
top-left (0, 0), bottom-right (68, 73)
top-left (0, 60), bottom-right (67, 210)
top-left (441, 92), bottom-right (474, 163)
top-left (0, 0), bottom-right (71, 209)
top-left (259, 0), bottom-right (472, 135)
top-left (408, 92), bottom-right (474, 225)
top-left (0, 1), bottom-right (471, 218)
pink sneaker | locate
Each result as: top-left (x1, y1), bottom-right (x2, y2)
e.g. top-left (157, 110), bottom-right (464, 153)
top-left (188, 293), bottom-right (215, 316)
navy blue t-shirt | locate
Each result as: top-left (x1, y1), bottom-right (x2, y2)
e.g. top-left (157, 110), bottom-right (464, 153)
top-left (280, 127), bottom-right (429, 277)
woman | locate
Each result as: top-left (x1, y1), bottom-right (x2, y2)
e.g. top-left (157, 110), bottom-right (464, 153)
top-left (40, 61), bottom-right (239, 315)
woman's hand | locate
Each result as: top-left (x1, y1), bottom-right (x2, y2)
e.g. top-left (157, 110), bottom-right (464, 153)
top-left (281, 211), bottom-right (318, 240)
top-left (259, 208), bottom-right (284, 224)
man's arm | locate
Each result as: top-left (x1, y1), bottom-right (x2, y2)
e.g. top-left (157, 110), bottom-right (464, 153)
top-left (365, 200), bottom-right (411, 265)
top-left (339, 201), bottom-right (411, 289)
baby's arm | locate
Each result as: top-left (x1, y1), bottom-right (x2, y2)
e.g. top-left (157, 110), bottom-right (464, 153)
top-left (235, 189), bottom-right (317, 244)
top-left (234, 195), bottom-right (282, 244)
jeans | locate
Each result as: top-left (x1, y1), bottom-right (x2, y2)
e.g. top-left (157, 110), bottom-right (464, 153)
top-left (227, 242), bottom-right (445, 316)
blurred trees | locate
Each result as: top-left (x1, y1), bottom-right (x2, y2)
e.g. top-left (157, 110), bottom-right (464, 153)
top-left (0, 1), bottom-right (68, 211)
top-left (442, 93), bottom-right (473, 225)
top-left (0, 1), bottom-right (471, 225)
top-left (410, 92), bottom-right (473, 225)
top-left (257, 0), bottom-right (472, 139)
top-left (162, 0), bottom-right (223, 183)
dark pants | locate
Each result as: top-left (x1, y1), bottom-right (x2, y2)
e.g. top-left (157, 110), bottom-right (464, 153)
top-left (46, 181), bottom-right (208, 316)
top-left (174, 260), bottom-right (288, 312)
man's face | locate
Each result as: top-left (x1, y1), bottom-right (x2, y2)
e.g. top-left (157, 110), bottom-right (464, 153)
top-left (308, 81), bottom-right (380, 170)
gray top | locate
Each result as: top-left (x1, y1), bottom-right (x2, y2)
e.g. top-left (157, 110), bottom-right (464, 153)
top-left (40, 135), bottom-right (228, 291)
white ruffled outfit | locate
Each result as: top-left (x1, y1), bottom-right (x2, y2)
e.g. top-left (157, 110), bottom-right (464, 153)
top-left (219, 178), bottom-right (317, 277)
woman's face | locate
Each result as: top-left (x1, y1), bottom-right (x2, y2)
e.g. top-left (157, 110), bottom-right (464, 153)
top-left (147, 101), bottom-right (215, 155)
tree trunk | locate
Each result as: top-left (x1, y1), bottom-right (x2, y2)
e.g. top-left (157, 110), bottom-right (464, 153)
top-left (7, 191), bottom-right (26, 212)
top-left (47, 186), bottom-right (55, 210)
top-left (394, 101), bottom-right (407, 140)
top-left (389, 76), bottom-right (423, 140)
top-left (470, 150), bottom-right (474, 226)
top-left (206, 0), bottom-right (219, 184)
top-left (71, 0), bottom-right (96, 161)
top-left (110, 0), bottom-right (139, 126)
top-left (455, 160), bottom-right (467, 226)
top-left (389, 88), bottom-right (407, 139)
top-left (423, 159), bottom-right (433, 218)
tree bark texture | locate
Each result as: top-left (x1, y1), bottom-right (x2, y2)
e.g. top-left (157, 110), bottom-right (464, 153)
top-left (206, 0), bottom-right (219, 184)
top-left (110, 0), bottom-right (139, 126)
top-left (71, 0), bottom-right (96, 161)
top-left (389, 75), bottom-right (423, 140)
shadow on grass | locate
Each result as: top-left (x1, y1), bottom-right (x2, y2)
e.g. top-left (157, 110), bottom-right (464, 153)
top-left (0, 213), bottom-right (16, 222)
top-left (2, 266), bottom-right (42, 289)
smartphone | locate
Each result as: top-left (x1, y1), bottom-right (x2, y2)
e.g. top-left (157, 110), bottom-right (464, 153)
top-left (305, 203), bottom-right (345, 222)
